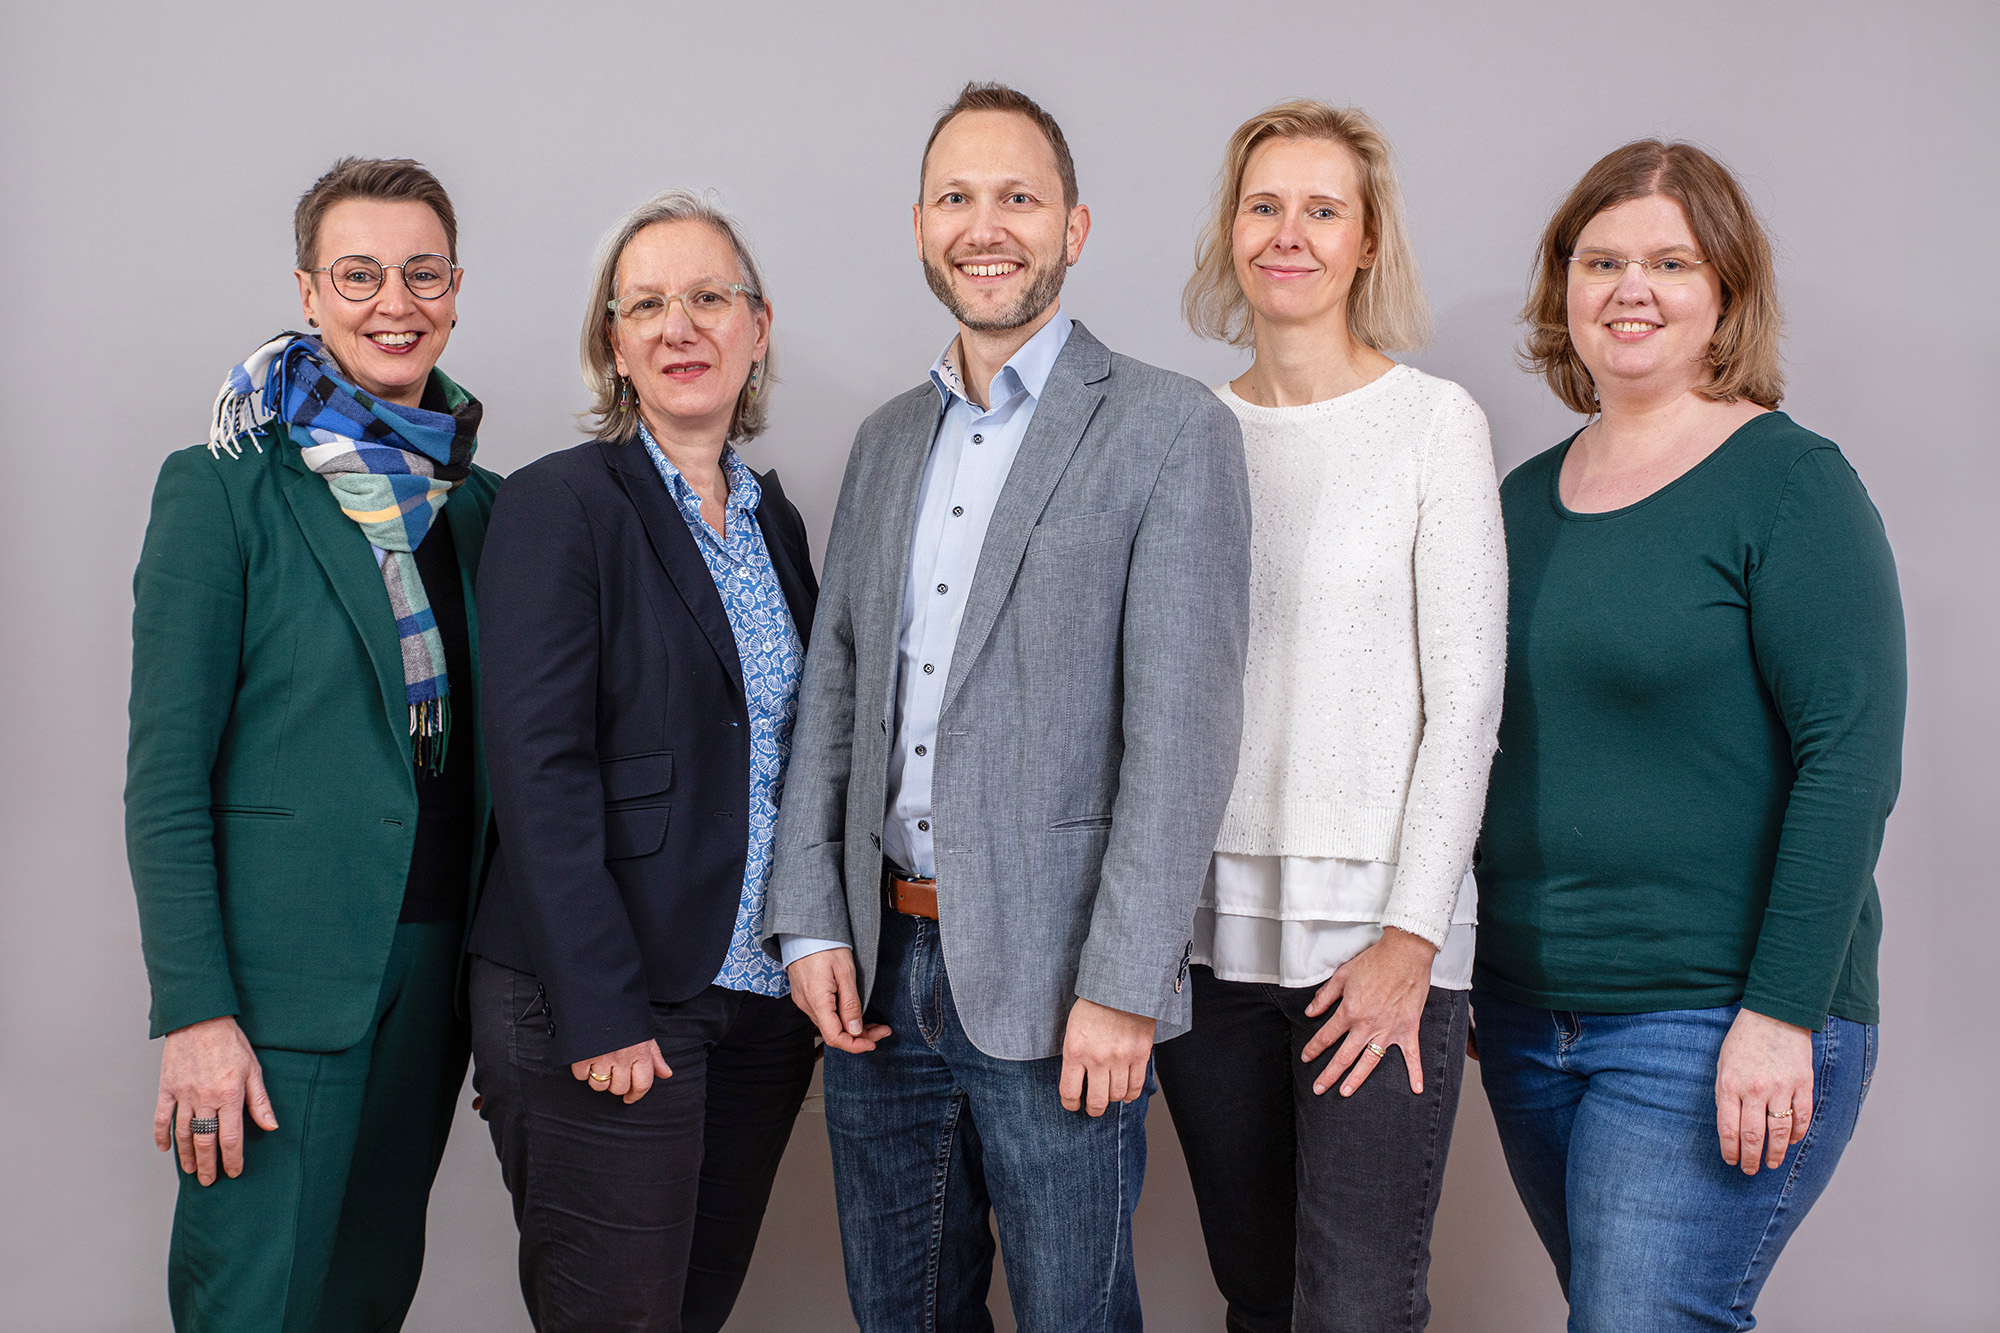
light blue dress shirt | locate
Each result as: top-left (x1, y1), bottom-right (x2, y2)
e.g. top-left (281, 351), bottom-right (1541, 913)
top-left (780, 312), bottom-right (1074, 968)
top-left (639, 421), bottom-right (800, 997)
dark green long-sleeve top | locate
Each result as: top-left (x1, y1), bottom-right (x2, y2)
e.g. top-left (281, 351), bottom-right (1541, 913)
top-left (1473, 412), bottom-right (1905, 1031)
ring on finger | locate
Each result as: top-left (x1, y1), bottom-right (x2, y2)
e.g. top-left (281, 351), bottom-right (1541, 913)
top-left (1767, 1107), bottom-right (1793, 1119)
top-left (188, 1116), bottom-right (221, 1136)
top-left (1365, 1041), bottom-right (1388, 1059)
top-left (588, 1070), bottom-right (611, 1084)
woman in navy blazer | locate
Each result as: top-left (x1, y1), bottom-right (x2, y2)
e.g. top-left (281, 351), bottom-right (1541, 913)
top-left (468, 191), bottom-right (818, 1331)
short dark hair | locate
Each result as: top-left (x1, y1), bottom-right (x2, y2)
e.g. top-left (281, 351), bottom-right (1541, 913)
top-left (920, 82), bottom-right (1078, 211)
top-left (294, 157), bottom-right (459, 271)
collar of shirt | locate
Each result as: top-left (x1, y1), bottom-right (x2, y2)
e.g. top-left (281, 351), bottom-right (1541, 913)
top-left (636, 419), bottom-right (763, 530)
top-left (929, 311), bottom-right (1074, 415)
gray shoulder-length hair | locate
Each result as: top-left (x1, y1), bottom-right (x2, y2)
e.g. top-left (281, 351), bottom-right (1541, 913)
top-left (580, 189), bottom-right (774, 444)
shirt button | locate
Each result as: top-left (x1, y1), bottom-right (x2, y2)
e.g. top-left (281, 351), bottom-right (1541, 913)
top-left (914, 744), bottom-right (927, 756)
top-left (923, 663), bottom-right (935, 674)
top-left (972, 433), bottom-right (983, 444)
top-left (918, 820), bottom-right (930, 832)
top-left (952, 506), bottom-right (964, 517)
top-left (937, 583), bottom-right (948, 594)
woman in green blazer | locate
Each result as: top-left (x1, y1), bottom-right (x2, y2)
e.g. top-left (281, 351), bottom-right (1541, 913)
top-left (125, 157), bottom-right (501, 1332)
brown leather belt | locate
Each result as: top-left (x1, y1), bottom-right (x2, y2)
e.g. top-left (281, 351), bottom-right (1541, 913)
top-left (885, 864), bottom-right (939, 920)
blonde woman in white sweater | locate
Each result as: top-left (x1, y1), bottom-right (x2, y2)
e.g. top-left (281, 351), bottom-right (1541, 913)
top-left (1153, 102), bottom-right (1506, 1333)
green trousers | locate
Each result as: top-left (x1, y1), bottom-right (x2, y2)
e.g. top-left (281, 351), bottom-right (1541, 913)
top-left (168, 921), bottom-right (469, 1332)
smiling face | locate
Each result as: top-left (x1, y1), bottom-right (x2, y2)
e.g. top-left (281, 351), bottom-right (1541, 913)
top-left (915, 109), bottom-right (1088, 332)
top-left (1566, 193), bottom-right (1724, 400)
top-left (609, 219), bottom-right (770, 441)
top-left (1231, 136), bottom-right (1376, 334)
top-left (295, 199), bottom-right (458, 408)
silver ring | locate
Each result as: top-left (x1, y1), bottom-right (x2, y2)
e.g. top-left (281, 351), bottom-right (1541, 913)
top-left (188, 1116), bottom-right (220, 1136)
top-left (1365, 1042), bottom-right (1388, 1059)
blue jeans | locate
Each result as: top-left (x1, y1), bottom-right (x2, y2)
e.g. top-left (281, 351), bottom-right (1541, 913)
top-left (823, 910), bottom-right (1149, 1333)
top-left (1472, 990), bottom-right (1878, 1332)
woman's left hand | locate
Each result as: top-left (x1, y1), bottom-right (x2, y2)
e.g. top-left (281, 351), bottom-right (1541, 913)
top-left (1301, 926), bottom-right (1438, 1097)
top-left (1716, 1007), bottom-right (1815, 1175)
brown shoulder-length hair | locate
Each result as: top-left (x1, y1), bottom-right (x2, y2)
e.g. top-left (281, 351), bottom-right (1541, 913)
top-left (580, 189), bottom-right (773, 445)
top-left (1523, 140), bottom-right (1783, 413)
top-left (1183, 100), bottom-right (1428, 353)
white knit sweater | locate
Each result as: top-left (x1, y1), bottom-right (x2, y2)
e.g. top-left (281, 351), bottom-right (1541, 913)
top-left (1212, 364), bottom-right (1507, 948)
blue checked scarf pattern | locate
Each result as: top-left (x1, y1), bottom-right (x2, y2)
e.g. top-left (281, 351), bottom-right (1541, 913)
top-left (208, 332), bottom-right (481, 772)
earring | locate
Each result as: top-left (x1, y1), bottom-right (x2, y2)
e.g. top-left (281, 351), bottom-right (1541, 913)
top-left (617, 377), bottom-right (631, 410)
top-left (450, 318), bottom-right (457, 328)
top-left (747, 358), bottom-right (764, 400)
top-left (308, 318), bottom-right (318, 329)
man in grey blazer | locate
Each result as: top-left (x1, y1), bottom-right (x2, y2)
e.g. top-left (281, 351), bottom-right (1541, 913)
top-left (766, 82), bottom-right (1250, 1330)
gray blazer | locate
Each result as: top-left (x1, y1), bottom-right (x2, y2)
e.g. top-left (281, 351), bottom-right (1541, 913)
top-left (765, 322), bottom-right (1250, 1059)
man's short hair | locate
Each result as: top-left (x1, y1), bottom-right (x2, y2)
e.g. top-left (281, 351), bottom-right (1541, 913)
top-left (920, 82), bottom-right (1078, 211)
top-left (294, 157), bottom-right (458, 271)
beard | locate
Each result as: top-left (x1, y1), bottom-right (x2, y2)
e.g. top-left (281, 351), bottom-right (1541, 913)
top-left (922, 247), bottom-right (1068, 332)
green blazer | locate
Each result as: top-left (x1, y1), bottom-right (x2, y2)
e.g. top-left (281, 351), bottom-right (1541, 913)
top-left (126, 423), bottom-right (501, 1052)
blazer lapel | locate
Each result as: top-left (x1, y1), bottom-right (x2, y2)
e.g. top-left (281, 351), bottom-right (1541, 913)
top-left (278, 435), bottom-right (410, 746)
top-left (866, 389), bottom-right (951, 716)
top-left (942, 326), bottom-right (1111, 714)
top-left (599, 439), bottom-right (745, 693)
top-left (754, 469), bottom-right (818, 653)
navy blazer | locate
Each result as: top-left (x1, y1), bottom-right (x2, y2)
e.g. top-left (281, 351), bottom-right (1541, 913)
top-left (469, 437), bottom-right (817, 1065)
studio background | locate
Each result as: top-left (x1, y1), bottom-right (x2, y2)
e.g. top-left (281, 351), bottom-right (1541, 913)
top-left (3, 1), bottom-right (1993, 1328)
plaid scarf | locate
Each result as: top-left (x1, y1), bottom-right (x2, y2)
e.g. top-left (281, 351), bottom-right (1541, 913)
top-left (209, 332), bottom-right (481, 772)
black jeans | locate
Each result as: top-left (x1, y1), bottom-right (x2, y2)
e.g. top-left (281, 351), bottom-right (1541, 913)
top-left (470, 957), bottom-right (817, 1332)
top-left (1154, 965), bottom-right (1470, 1333)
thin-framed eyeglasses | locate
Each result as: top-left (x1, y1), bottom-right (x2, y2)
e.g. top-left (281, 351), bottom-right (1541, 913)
top-left (310, 254), bottom-right (458, 301)
top-left (1568, 251), bottom-right (1710, 285)
top-left (608, 283), bottom-right (756, 332)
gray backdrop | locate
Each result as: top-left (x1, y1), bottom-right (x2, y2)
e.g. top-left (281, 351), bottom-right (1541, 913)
top-left (4, 1), bottom-right (1994, 1328)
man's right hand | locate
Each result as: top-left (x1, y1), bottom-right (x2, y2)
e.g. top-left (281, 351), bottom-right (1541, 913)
top-left (155, 1015), bottom-right (279, 1186)
top-left (786, 948), bottom-right (891, 1054)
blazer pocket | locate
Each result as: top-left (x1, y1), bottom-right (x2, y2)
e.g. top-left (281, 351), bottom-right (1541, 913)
top-left (1026, 508), bottom-right (1138, 556)
top-left (209, 804), bottom-right (296, 820)
top-left (1049, 813), bottom-right (1114, 832)
top-left (601, 751), bottom-right (673, 804)
top-left (605, 803), bottom-right (670, 860)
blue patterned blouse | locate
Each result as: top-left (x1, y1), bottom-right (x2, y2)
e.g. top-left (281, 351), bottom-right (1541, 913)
top-left (639, 422), bottom-right (800, 997)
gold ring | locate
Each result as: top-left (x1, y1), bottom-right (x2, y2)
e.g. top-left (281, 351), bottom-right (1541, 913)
top-left (1767, 1108), bottom-right (1793, 1119)
top-left (588, 1070), bottom-right (611, 1083)
top-left (1366, 1042), bottom-right (1388, 1058)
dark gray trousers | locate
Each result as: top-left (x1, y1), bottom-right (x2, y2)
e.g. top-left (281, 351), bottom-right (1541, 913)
top-left (1155, 965), bottom-right (1470, 1333)
top-left (470, 957), bottom-right (817, 1332)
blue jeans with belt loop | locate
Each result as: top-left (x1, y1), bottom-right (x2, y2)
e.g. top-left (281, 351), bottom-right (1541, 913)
top-left (823, 908), bottom-right (1150, 1333)
top-left (1472, 990), bottom-right (1878, 1332)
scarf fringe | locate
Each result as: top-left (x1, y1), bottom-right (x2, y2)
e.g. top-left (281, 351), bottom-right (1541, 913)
top-left (410, 694), bottom-right (451, 776)
top-left (207, 380), bottom-right (267, 458)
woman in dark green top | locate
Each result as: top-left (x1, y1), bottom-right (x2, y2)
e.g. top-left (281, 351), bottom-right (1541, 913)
top-left (1473, 141), bottom-right (1904, 1332)
top-left (127, 158), bottom-right (500, 1331)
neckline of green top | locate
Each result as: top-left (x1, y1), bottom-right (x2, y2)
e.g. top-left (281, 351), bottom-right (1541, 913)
top-left (1548, 410), bottom-right (1787, 522)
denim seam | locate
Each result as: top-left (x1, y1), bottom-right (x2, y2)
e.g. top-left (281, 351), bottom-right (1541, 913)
top-left (920, 1092), bottom-right (968, 1333)
top-left (1092, 1096), bottom-right (1128, 1333)
top-left (1724, 1017), bottom-right (1839, 1327)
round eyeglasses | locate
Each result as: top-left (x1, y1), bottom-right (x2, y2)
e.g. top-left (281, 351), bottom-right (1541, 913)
top-left (1568, 251), bottom-right (1709, 285)
top-left (608, 283), bottom-right (755, 332)
top-left (310, 254), bottom-right (458, 302)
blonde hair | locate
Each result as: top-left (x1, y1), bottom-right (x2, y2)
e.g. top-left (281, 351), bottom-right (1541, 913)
top-left (1184, 100), bottom-right (1428, 352)
top-left (1522, 140), bottom-right (1783, 413)
top-left (580, 190), bottom-right (773, 444)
